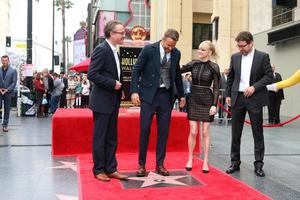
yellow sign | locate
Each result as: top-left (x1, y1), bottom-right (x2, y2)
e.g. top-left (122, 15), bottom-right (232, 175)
top-left (16, 43), bottom-right (27, 49)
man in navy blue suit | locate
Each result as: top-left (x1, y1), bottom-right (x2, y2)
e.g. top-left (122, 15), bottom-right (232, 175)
top-left (88, 20), bottom-right (128, 182)
top-left (130, 29), bottom-right (186, 177)
top-left (0, 55), bottom-right (17, 133)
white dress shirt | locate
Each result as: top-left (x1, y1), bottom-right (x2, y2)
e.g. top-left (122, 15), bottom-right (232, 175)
top-left (239, 48), bottom-right (255, 92)
top-left (106, 39), bottom-right (121, 80)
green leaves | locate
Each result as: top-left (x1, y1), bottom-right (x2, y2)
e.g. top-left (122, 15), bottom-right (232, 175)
top-left (55, 0), bottom-right (74, 11)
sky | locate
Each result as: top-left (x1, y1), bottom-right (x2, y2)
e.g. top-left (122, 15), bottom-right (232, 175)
top-left (10, 0), bottom-right (90, 71)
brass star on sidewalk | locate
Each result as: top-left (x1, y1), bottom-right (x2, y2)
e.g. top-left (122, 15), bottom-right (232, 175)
top-left (51, 161), bottom-right (77, 172)
top-left (56, 194), bottom-right (77, 200)
top-left (128, 171), bottom-right (189, 188)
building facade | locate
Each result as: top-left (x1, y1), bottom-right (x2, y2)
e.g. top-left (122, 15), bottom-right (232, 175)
top-left (248, 0), bottom-right (300, 116)
top-left (0, 0), bottom-right (11, 56)
top-left (92, 0), bottom-right (214, 65)
top-left (90, 0), bottom-right (299, 116)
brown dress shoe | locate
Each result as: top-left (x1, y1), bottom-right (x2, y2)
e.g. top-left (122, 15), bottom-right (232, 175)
top-left (108, 171), bottom-right (128, 180)
top-left (156, 165), bottom-right (169, 176)
top-left (94, 173), bottom-right (110, 182)
top-left (136, 165), bottom-right (146, 177)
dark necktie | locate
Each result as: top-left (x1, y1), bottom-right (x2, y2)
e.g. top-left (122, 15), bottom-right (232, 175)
top-left (161, 52), bottom-right (167, 65)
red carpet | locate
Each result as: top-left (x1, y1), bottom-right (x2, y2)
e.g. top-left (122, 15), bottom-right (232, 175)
top-left (52, 108), bottom-right (192, 155)
top-left (78, 152), bottom-right (271, 200)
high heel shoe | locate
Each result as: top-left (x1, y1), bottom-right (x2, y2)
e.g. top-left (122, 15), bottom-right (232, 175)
top-left (202, 163), bottom-right (210, 173)
top-left (185, 160), bottom-right (193, 171)
top-left (186, 167), bottom-right (192, 171)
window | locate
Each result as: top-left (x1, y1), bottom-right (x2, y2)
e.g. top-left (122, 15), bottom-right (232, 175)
top-left (192, 23), bottom-right (212, 49)
top-left (272, 6), bottom-right (293, 27)
top-left (212, 17), bottom-right (219, 41)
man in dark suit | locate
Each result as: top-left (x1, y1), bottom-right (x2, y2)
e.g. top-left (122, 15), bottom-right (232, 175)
top-left (218, 67), bottom-right (230, 121)
top-left (59, 71), bottom-right (68, 108)
top-left (0, 55), bottom-right (17, 133)
top-left (225, 31), bottom-right (273, 177)
top-left (87, 20), bottom-right (128, 182)
top-left (267, 64), bottom-right (284, 124)
top-left (130, 29), bottom-right (186, 177)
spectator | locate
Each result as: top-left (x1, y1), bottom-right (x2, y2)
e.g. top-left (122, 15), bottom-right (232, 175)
top-left (267, 64), bottom-right (284, 124)
top-left (181, 73), bottom-right (192, 112)
top-left (74, 75), bottom-right (82, 108)
top-left (0, 55), bottom-right (17, 133)
top-left (218, 67), bottom-right (231, 122)
top-left (42, 68), bottom-right (53, 116)
top-left (50, 73), bottom-right (64, 113)
top-left (34, 72), bottom-right (45, 118)
top-left (81, 74), bottom-right (90, 108)
top-left (66, 75), bottom-right (76, 108)
top-left (59, 71), bottom-right (68, 108)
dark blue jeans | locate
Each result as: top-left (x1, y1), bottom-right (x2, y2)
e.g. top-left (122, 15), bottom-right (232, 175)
top-left (0, 93), bottom-right (13, 128)
top-left (50, 95), bottom-right (60, 114)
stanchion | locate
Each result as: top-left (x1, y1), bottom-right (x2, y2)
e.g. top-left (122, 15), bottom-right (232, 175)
top-left (217, 101), bottom-right (300, 128)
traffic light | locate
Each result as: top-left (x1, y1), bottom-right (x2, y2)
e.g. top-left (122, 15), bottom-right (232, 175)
top-left (60, 62), bottom-right (65, 72)
top-left (6, 36), bottom-right (11, 47)
top-left (54, 55), bottom-right (59, 65)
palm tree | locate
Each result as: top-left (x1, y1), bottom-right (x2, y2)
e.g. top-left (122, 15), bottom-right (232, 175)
top-left (65, 36), bottom-right (72, 67)
top-left (55, 0), bottom-right (74, 70)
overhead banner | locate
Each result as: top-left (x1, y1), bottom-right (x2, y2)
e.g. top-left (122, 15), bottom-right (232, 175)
top-left (73, 28), bottom-right (87, 65)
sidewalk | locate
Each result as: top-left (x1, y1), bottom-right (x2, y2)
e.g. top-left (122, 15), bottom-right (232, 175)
top-left (0, 111), bottom-right (300, 199)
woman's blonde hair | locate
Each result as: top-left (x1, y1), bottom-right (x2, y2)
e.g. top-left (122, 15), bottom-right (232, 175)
top-left (199, 40), bottom-right (218, 60)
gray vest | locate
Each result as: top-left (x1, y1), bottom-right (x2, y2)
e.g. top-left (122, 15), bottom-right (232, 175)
top-left (160, 56), bottom-right (171, 89)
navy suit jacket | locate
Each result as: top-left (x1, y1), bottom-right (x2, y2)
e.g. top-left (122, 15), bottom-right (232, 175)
top-left (0, 65), bottom-right (17, 94)
top-left (226, 49), bottom-right (273, 107)
top-left (87, 41), bottom-right (123, 114)
top-left (130, 41), bottom-right (184, 104)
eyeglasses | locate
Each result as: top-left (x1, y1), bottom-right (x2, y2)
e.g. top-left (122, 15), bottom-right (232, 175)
top-left (236, 43), bottom-right (249, 48)
top-left (113, 31), bottom-right (126, 36)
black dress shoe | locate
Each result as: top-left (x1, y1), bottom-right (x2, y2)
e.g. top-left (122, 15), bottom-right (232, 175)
top-left (202, 169), bottom-right (210, 174)
top-left (254, 168), bottom-right (265, 177)
top-left (156, 165), bottom-right (169, 176)
top-left (226, 164), bottom-right (240, 174)
top-left (136, 165), bottom-right (146, 177)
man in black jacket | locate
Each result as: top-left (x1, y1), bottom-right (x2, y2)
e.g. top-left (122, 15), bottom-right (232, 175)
top-left (267, 64), bottom-right (284, 124)
top-left (225, 31), bottom-right (273, 177)
top-left (88, 20), bottom-right (128, 182)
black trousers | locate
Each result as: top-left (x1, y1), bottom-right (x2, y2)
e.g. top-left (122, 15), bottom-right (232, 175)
top-left (231, 93), bottom-right (264, 165)
top-left (59, 92), bottom-right (67, 108)
top-left (92, 109), bottom-right (119, 175)
top-left (267, 97), bottom-right (281, 124)
top-left (139, 88), bottom-right (172, 166)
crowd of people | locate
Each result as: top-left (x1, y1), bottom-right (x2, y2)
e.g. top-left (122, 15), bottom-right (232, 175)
top-left (31, 70), bottom-right (91, 118)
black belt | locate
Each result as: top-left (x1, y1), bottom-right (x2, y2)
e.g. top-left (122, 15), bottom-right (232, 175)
top-left (157, 87), bottom-right (170, 91)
